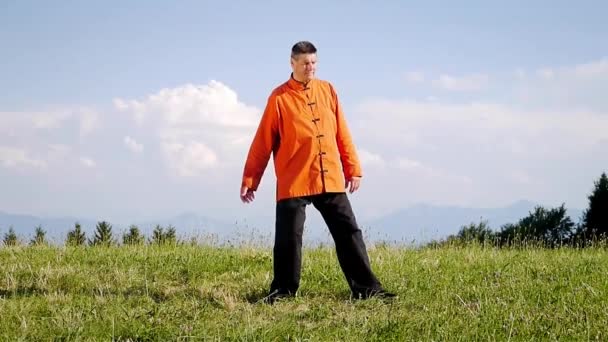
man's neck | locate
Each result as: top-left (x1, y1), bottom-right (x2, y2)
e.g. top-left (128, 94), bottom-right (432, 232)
top-left (291, 73), bottom-right (310, 84)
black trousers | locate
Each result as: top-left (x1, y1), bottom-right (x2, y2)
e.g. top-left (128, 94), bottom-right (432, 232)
top-left (270, 192), bottom-right (383, 297)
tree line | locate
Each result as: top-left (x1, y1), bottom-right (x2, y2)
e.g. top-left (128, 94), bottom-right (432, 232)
top-left (2, 222), bottom-right (180, 247)
top-left (430, 172), bottom-right (608, 248)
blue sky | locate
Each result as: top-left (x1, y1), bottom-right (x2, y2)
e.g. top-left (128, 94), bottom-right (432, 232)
top-left (1, 1), bottom-right (607, 225)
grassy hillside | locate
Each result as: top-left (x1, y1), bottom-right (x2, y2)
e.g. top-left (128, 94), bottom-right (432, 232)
top-left (1, 243), bottom-right (607, 340)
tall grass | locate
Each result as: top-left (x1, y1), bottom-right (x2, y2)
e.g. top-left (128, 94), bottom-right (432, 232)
top-left (1, 242), bottom-right (607, 340)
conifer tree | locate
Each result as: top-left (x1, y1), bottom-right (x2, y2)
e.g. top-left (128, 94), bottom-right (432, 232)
top-left (30, 225), bottom-right (47, 246)
top-left (3, 226), bottom-right (19, 246)
top-left (580, 172), bottom-right (608, 238)
top-left (122, 225), bottom-right (145, 245)
top-left (165, 225), bottom-right (177, 245)
top-left (66, 222), bottom-right (87, 246)
top-left (151, 224), bottom-right (165, 245)
top-left (90, 221), bottom-right (114, 246)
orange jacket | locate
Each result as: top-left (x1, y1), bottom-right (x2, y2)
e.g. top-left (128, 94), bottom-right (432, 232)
top-left (242, 74), bottom-right (362, 201)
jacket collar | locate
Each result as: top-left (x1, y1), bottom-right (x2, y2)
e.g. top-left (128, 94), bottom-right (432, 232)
top-left (287, 73), bottom-right (313, 91)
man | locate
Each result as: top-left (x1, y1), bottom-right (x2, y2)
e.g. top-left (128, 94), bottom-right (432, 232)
top-left (240, 41), bottom-right (395, 303)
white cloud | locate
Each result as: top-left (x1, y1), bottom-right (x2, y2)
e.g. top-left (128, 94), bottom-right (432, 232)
top-left (392, 157), bottom-right (472, 185)
top-left (535, 58), bottom-right (608, 80)
top-left (508, 170), bottom-right (533, 185)
top-left (0, 143), bottom-right (84, 171)
top-left (31, 112), bottom-right (72, 129)
top-left (48, 144), bottom-right (71, 154)
top-left (47, 144), bottom-right (72, 163)
top-left (354, 100), bottom-right (608, 158)
top-left (80, 157), bottom-right (96, 168)
top-left (0, 108), bottom-right (99, 137)
top-left (114, 98), bottom-right (146, 125)
top-left (572, 58), bottom-right (608, 78)
top-left (0, 108), bottom-right (101, 176)
top-left (0, 111), bottom-right (65, 133)
top-left (350, 75), bottom-right (608, 205)
top-left (79, 109), bottom-right (100, 137)
top-left (537, 67), bottom-right (555, 80)
top-left (124, 136), bottom-right (143, 153)
top-left (0, 146), bottom-right (47, 169)
top-left (402, 71), bottom-right (489, 91)
top-left (500, 58), bottom-right (608, 117)
top-left (358, 149), bottom-right (385, 168)
top-left (431, 73), bottom-right (489, 91)
top-left (355, 151), bottom-right (473, 207)
top-left (161, 141), bottom-right (218, 177)
top-left (394, 157), bottom-right (423, 170)
top-left (114, 81), bottom-right (261, 177)
top-left (404, 71), bottom-right (425, 83)
top-left (115, 81), bottom-right (259, 128)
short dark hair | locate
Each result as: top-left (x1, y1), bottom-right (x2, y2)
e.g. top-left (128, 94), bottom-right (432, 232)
top-left (291, 41), bottom-right (317, 58)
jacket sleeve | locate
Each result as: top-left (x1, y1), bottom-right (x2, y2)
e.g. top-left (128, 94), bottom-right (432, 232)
top-left (241, 94), bottom-right (280, 191)
top-left (329, 83), bottom-right (362, 179)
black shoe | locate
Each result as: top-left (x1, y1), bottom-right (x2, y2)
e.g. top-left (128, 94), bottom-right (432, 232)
top-left (262, 289), bottom-right (294, 304)
top-left (353, 289), bottom-right (397, 300)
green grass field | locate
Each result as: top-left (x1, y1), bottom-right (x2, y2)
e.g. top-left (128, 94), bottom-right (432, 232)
top-left (1, 243), bottom-right (607, 340)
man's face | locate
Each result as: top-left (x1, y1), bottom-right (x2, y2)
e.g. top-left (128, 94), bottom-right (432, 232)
top-left (291, 53), bottom-right (317, 82)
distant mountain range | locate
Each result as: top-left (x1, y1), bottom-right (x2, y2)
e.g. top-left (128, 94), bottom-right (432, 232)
top-left (0, 200), bottom-right (584, 246)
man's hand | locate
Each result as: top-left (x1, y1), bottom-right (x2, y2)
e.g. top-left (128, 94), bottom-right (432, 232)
top-left (240, 185), bottom-right (255, 203)
top-left (345, 176), bottom-right (361, 193)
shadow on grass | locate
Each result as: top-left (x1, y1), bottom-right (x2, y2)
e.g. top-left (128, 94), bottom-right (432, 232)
top-left (243, 288), bottom-right (360, 305)
top-left (244, 288), bottom-right (270, 304)
top-left (0, 286), bottom-right (47, 298)
top-left (1, 285), bottom-right (396, 307)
